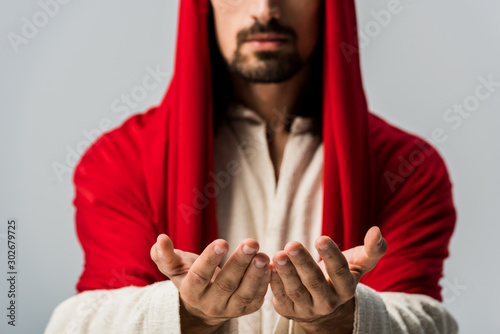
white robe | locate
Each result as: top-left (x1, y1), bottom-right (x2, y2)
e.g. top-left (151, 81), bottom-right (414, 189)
top-left (44, 102), bottom-right (458, 334)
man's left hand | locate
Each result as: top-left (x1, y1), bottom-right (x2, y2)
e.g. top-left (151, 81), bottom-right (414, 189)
top-left (270, 226), bottom-right (388, 334)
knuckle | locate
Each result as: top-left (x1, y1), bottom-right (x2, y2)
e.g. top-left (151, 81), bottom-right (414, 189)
top-left (232, 257), bottom-right (250, 271)
top-left (204, 254), bottom-right (219, 267)
top-left (288, 286), bottom-right (307, 300)
top-left (248, 291), bottom-right (267, 309)
top-left (190, 269), bottom-right (210, 285)
top-left (305, 260), bottom-right (317, 270)
top-left (215, 278), bottom-right (239, 293)
top-left (334, 263), bottom-right (350, 277)
top-left (273, 289), bottom-right (288, 301)
top-left (234, 294), bottom-right (254, 306)
top-left (157, 267), bottom-right (171, 278)
top-left (296, 257), bottom-right (308, 267)
top-left (306, 276), bottom-right (325, 290)
top-left (283, 267), bottom-right (297, 276)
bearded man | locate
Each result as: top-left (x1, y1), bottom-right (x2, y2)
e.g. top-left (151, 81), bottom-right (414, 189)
top-left (45, 1), bottom-right (458, 333)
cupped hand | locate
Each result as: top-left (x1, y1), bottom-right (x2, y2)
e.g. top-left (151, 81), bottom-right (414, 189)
top-left (270, 226), bottom-right (387, 334)
top-left (150, 234), bottom-right (271, 332)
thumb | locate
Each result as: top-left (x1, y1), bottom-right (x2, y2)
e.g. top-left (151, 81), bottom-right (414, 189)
top-left (150, 234), bottom-right (183, 277)
top-left (363, 226), bottom-right (387, 259)
top-left (342, 226), bottom-right (387, 280)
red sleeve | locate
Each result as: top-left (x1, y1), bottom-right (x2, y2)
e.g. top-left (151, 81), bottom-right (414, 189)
top-left (73, 108), bottom-right (167, 293)
top-left (360, 116), bottom-right (457, 302)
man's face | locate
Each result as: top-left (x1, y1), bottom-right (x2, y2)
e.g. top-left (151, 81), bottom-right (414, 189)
top-left (210, 0), bottom-right (323, 83)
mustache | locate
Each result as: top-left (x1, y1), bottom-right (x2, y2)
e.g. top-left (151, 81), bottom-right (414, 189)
top-left (236, 18), bottom-right (297, 46)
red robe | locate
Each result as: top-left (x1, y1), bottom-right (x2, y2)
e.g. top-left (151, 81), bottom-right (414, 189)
top-left (74, 0), bottom-right (456, 302)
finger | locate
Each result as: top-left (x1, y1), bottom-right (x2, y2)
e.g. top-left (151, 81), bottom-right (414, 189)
top-left (207, 239), bottom-right (259, 302)
top-left (342, 226), bottom-right (388, 279)
top-left (270, 264), bottom-right (293, 312)
top-left (315, 237), bottom-right (355, 301)
top-left (151, 234), bottom-right (201, 289)
top-left (182, 239), bottom-right (229, 298)
top-left (227, 253), bottom-right (270, 315)
top-left (250, 265), bottom-right (271, 310)
top-left (284, 242), bottom-right (331, 305)
top-left (365, 226), bottom-right (388, 258)
top-left (150, 234), bottom-right (181, 276)
top-left (273, 251), bottom-right (312, 306)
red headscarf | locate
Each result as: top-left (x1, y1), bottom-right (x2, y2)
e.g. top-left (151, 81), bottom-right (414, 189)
top-left (74, 0), bottom-right (456, 302)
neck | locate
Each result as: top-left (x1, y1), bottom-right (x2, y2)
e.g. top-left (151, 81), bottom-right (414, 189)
top-left (229, 61), bottom-right (314, 130)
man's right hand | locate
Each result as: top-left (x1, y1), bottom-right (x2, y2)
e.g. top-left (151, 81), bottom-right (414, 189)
top-left (150, 234), bottom-right (271, 333)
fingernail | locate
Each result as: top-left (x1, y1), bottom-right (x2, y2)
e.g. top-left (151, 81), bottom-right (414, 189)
top-left (288, 248), bottom-right (300, 256)
top-left (242, 244), bottom-right (257, 255)
top-left (277, 258), bottom-right (288, 266)
top-left (254, 259), bottom-right (267, 269)
top-left (214, 244), bottom-right (226, 255)
top-left (377, 235), bottom-right (383, 247)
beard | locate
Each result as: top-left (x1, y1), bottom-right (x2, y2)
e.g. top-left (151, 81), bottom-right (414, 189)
top-left (228, 48), bottom-right (303, 84)
top-left (226, 18), bottom-right (304, 84)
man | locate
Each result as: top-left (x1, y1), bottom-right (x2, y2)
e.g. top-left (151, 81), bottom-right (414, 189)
top-left (45, 0), bottom-right (458, 333)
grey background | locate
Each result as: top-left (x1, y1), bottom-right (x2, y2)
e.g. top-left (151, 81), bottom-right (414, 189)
top-left (1, 0), bottom-right (498, 332)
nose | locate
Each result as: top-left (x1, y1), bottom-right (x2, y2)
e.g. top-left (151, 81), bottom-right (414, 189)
top-left (250, 0), bottom-right (281, 23)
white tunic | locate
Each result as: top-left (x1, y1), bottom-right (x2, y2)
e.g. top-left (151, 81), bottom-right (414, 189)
top-left (213, 101), bottom-right (323, 333)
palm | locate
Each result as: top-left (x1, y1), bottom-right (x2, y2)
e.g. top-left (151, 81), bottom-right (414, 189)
top-left (342, 245), bottom-right (378, 280)
top-left (155, 248), bottom-right (222, 290)
top-left (165, 249), bottom-right (198, 287)
top-left (318, 235), bottom-right (384, 284)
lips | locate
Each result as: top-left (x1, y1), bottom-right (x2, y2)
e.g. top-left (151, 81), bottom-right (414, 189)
top-left (245, 34), bottom-right (289, 43)
top-left (243, 34), bottom-right (290, 50)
